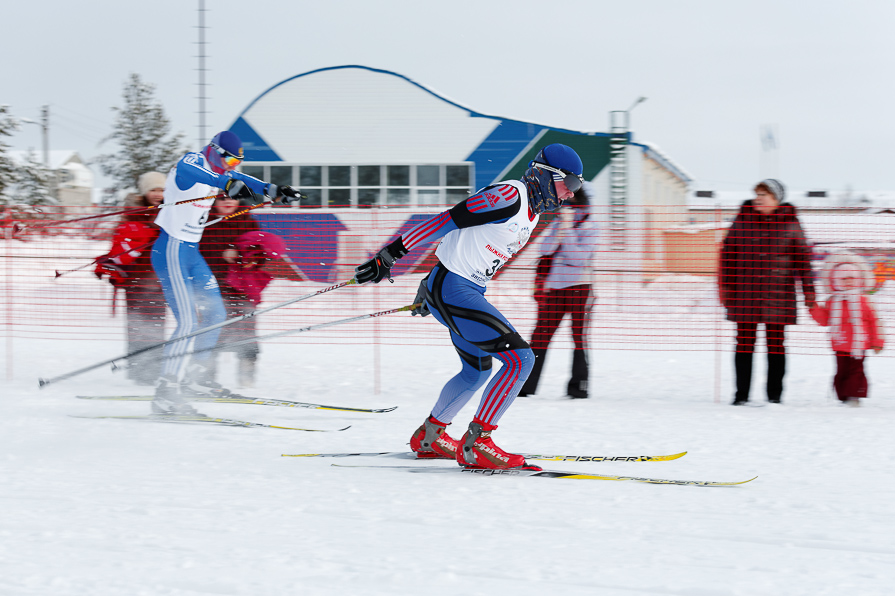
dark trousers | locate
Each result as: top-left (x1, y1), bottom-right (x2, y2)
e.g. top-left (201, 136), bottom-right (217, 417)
top-left (521, 285), bottom-right (590, 397)
top-left (207, 290), bottom-right (259, 382)
top-left (834, 352), bottom-right (868, 401)
top-left (734, 322), bottom-right (786, 403)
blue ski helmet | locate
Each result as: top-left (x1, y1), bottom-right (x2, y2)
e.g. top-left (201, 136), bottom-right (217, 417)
top-left (522, 144), bottom-right (584, 213)
top-left (206, 131), bottom-right (244, 171)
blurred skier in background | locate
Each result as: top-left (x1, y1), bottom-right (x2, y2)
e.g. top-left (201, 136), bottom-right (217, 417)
top-left (150, 131), bottom-right (302, 414)
top-left (354, 144), bottom-right (584, 469)
top-left (518, 184), bottom-right (599, 399)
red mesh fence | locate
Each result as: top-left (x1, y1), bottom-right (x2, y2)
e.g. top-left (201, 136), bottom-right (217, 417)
top-left (2, 203), bottom-right (893, 359)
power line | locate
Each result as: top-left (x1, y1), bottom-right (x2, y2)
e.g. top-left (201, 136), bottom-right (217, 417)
top-left (52, 104), bottom-right (111, 128)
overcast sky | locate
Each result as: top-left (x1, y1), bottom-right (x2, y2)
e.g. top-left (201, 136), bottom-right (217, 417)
top-left (4, 0), bottom-right (894, 192)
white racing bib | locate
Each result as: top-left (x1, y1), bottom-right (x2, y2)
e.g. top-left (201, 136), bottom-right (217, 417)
top-left (154, 152), bottom-right (219, 243)
top-left (436, 180), bottom-right (538, 286)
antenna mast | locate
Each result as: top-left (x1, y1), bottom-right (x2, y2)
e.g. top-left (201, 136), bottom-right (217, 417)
top-left (196, 0), bottom-right (210, 148)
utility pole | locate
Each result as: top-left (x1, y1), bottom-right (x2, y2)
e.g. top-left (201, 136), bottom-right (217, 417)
top-left (196, 0), bottom-right (210, 149)
top-left (21, 105), bottom-right (50, 168)
top-left (40, 105), bottom-right (49, 169)
top-left (20, 104), bottom-right (54, 199)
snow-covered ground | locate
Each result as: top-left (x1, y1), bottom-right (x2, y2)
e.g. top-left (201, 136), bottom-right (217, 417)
top-left (3, 332), bottom-right (895, 595)
top-left (3, 232), bottom-right (895, 595)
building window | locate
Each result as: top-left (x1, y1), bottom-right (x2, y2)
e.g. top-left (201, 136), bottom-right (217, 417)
top-left (328, 188), bottom-right (351, 207)
top-left (239, 163), bottom-right (474, 208)
top-left (300, 166), bottom-right (322, 187)
top-left (358, 189), bottom-right (380, 208)
top-left (299, 166), bottom-right (322, 208)
top-left (417, 165), bottom-right (439, 186)
top-left (327, 166), bottom-right (351, 208)
top-left (446, 165), bottom-right (469, 187)
top-left (387, 165), bottom-right (410, 186)
top-left (270, 165), bottom-right (293, 188)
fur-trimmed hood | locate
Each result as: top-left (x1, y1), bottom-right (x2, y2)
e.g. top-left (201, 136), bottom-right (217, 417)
top-left (819, 251), bottom-right (875, 294)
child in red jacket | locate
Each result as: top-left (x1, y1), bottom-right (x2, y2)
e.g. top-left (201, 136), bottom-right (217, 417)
top-left (810, 253), bottom-right (884, 406)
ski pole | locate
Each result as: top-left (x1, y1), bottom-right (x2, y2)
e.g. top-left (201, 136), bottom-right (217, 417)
top-left (54, 239), bottom-right (157, 279)
top-left (145, 303), bottom-right (422, 363)
top-left (37, 278), bottom-right (358, 388)
top-left (13, 194), bottom-right (225, 233)
top-left (201, 200), bottom-right (275, 228)
top-left (54, 198), bottom-right (269, 278)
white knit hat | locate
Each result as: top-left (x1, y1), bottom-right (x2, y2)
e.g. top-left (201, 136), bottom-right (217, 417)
top-left (137, 172), bottom-right (166, 196)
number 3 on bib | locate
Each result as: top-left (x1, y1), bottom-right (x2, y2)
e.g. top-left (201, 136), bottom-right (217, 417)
top-left (485, 259), bottom-right (502, 278)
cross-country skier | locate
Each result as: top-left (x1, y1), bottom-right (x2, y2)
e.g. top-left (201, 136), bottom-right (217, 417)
top-left (151, 131), bottom-right (302, 414)
top-left (354, 144), bottom-right (584, 469)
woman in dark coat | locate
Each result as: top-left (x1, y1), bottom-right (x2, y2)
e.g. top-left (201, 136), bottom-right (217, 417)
top-left (719, 179), bottom-right (816, 405)
top-left (199, 196), bottom-right (261, 386)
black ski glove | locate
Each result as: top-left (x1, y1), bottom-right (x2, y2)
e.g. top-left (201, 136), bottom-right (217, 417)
top-left (411, 275), bottom-right (431, 317)
top-left (355, 237), bottom-right (409, 284)
top-left (225, 178), bottom-right (257, 203)
top-left (279, 186), bottom-right (305, 204)
top-left (266, 184), bottom-right (306, 205)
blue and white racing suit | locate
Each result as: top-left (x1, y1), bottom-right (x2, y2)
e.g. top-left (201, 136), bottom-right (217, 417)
top-left (151, 151), bottom-right (273, 380)
top-left (398, 181), bottom-right (538, 427)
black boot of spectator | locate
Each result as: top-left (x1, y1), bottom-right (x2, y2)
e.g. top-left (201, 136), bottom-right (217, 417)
top-left (767, 354), bottom-right (786, 403)
top-left (732, 352), bottom-right (753, 405)
top-left (567, 350), bottom-right (589, 399)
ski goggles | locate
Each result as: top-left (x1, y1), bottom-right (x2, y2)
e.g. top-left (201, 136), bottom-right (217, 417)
top-left (210, 143), bottom-right (243, 168)
top-left (533, 162), bottom-right (584, 193)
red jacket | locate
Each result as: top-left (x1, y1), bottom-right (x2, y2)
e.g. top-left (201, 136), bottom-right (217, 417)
top-left (810, 296), bottom-right (884, 353)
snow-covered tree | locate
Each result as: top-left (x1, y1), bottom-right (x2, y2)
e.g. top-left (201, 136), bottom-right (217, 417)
top-left (95, 73), bottom-right (186, 200)
top-left (7, 150), bottom-right (55, 206)
top-left (0, 105), bottom-right (19, 201)
top-left (0, 108), bottom-right (54, 206)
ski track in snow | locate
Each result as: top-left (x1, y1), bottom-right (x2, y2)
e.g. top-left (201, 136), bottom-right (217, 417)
top-left (3, 335), bottom-right (895, 596)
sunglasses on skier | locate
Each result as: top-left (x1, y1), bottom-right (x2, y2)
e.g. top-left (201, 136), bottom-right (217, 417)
top-left (210, 142), bottom-right (244, 168)
top-left (532, 162), bottom-right (584, 193)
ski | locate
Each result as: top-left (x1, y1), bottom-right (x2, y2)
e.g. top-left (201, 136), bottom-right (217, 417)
top-left (332, 464), bottom-right (756, 487)
top-left (75, 395), bottom-right (397, 413)
top-left (282, 451), bottom-right (687, 462)
top-left (71, 414), bottom-right (350, 432)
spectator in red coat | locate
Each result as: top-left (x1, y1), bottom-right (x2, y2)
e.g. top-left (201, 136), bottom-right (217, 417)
top-left (810, 252), bottom-right (884, 407)
top-left (719, 179), bottom-right (816, 405)
top-left (95, 172), bottom-right (167, 385)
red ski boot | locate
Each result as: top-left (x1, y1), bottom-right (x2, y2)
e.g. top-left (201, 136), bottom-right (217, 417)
top-left (456, 420), bottom-right (529, 469)
top-left (409, 415), bottom-right (459, 459)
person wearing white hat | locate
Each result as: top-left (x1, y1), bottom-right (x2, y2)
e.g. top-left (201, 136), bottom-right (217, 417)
top-left (94, 171), bottom-right (168, 385)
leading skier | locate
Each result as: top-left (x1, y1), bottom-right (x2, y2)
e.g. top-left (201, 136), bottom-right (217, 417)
top-left (151, 131), bottom-right (302, 414)
top-left (354, 144), bottom-right (584, 469)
